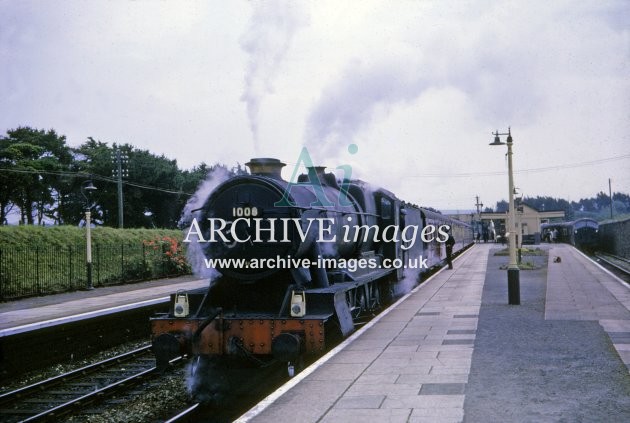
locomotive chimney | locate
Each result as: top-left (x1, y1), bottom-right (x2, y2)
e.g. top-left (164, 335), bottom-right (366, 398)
top-left (246, 158), bottom-right (286, 180)
top-left (305, 165), bottom-right (338, 187)
top-left (307, 166), bottom-right (327, 180)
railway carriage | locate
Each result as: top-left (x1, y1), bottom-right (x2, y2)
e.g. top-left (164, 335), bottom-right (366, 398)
top-left (541, 218), bottom-right (599, 251)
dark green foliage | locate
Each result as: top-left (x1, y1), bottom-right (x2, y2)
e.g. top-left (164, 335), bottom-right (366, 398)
top-left (0, 226), bottom-right (191, 299)
top-left (0, 126), bottom-right (243, 228)
top-left (0, 224), bottom-right (183, 247)
top-left (72, 138), bottom-right (207, 228)
top-left (495, 200), bottom-right (509, 213)
top-left (0, 127), bottom-right (74, 225)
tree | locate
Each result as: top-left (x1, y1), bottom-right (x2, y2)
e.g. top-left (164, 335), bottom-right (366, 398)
top-left (125, 146), bottom-right (184, 228)
top-left (73, 140), bottom-right (216, 228)
top-left (0, 136), bottom-right (19, 224)
top-left (595, 191), bottom-right (611, 211)
top-left (495, 200), bottom-right (509, 213)
top-left (612, 193), bottom-right (630, 214)
top-left (0, 127), bottom-right (73, 225)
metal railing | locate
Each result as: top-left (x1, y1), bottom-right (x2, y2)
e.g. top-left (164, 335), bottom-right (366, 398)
top-left (0, 243), bottom-right (191, 300)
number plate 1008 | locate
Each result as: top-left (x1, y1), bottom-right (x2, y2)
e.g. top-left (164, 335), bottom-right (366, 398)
top-left (232, 207), bottom-right (259, 217)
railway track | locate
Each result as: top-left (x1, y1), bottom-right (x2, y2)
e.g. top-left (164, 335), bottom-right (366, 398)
top-left (0, 345), bottom-right (182, 422)
top-left (159, 256), bottom-right (469, 423)
top-left (164, 402), bottom-right (201, 422)
top-left (593, 252), bottom-right (630, 283)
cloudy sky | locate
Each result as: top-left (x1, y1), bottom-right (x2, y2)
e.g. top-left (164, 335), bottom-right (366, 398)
top-left (1, 0), bottom-right (629, 211)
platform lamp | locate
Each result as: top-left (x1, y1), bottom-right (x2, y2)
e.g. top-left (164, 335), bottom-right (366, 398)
top-left (490, 128), bottom-right (520, 305)
top-left (81, 180), bottom-right (97, 290)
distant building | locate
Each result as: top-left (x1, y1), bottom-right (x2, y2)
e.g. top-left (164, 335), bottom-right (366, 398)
top-left (442, 210), bottom-right (480, 240)
top-left (480, 203), bottom-right (565, 241)
top-left (441, 210), bottom-right (475, 225)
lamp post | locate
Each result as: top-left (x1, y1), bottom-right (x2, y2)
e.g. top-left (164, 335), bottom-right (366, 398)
top-left (81, 180), bottom-right (97, 290)
top-left (490, 128), bottom-right (520, 305)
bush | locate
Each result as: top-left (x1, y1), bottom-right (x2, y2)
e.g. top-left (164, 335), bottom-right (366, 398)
top-left (0, 225), bottom-right (185, 248)
top-left (0, 226), bottom-right (191, 300)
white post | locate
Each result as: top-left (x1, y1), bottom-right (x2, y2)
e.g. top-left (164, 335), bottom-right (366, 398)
top-left (506, 134), bottom-right (520, 304)
top-left (507, 141), bottom-right (517, 267)
top-left (86, 210), bottom-right (94, 289)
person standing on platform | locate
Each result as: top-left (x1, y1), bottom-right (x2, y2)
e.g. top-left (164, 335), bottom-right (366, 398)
top-left (445, 228), bottom-right (455, 269)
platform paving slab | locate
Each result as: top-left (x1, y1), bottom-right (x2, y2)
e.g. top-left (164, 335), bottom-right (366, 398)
top-left (0, 276), bottom-right (208, 331)
top-left (243, 244), bottom-right (487, 422)
top-left (241, 243), bottom-right (630, 422)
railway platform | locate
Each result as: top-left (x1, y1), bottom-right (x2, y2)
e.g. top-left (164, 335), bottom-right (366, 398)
top-left (0, 275), bottom-right (208, 334)
top-left (238, 243), bottom-right (630, 422)
top-left (0, 274), bottom-right (209, 377)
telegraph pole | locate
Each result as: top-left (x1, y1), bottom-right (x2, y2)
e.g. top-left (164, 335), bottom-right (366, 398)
top-left (609, 178), bottom-right (613, 220)
top-left (112, 148), bottom-right (129, 228)
top-left (475, 195), bottom-right (483, 215)
top-left (475, 196), bottom-right (483, 240)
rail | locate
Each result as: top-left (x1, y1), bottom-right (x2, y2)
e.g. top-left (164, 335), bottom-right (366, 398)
top-left (164, 403), bottom-right (202, 423)
top-left (0, 345), bottom-right (183, 422)
top-left (594, 252), bottom-right (630, 281)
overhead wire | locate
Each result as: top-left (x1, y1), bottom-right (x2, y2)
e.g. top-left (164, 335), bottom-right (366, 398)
top-left (1, 152), bottom-right (628, 193)
top-left (0, 167), bottom-right (194, 196)
top-left (405, 153), bottom-right (630, 178)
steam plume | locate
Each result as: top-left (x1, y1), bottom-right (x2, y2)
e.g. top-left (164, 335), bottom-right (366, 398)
top-left (304, 58), bottom-right (427, 160)
top-left (181, 166), bottom-right (231, 280)
top-left (240, 1), bottom-right (308, 153)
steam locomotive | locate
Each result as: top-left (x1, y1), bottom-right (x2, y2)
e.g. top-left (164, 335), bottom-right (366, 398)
top-left (151, 158), bottom-right (473, 400)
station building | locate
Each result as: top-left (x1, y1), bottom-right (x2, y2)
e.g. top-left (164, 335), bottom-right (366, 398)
top-left (480, 203), bottom-right (565, 243)
top-left (444, 204), bottom-right (565, 243)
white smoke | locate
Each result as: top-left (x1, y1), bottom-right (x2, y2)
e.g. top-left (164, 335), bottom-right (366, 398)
top-left (181, 166), bottom-right (232, 280)
top-left (240, 1), bottom-right (309, 153)
top-left (395, 267), bottom-right (422, 297)
top-left (304, 57), bottom-right (427, 160)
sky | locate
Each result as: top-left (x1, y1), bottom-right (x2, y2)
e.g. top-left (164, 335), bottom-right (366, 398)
top-left (1, 0), bottom-right (629, 212)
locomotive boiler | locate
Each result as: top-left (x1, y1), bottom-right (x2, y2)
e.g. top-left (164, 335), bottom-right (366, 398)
top-left (150, 157), bottom-right (472, 400)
